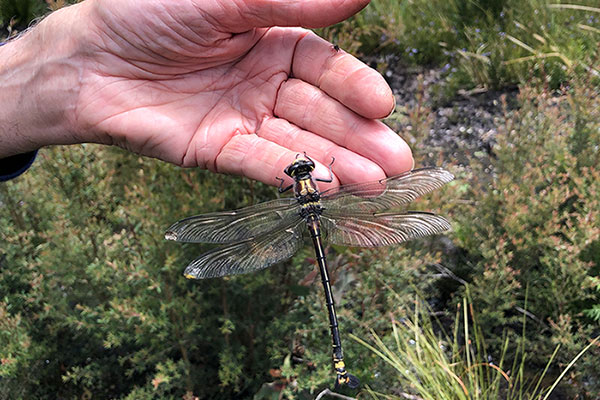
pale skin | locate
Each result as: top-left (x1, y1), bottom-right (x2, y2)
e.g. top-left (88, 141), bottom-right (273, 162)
top-left (0, 0), bottom-right (413, 189)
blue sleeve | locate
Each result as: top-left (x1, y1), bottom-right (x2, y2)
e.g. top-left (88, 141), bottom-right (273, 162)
top-left (0, 151), bottom-right (38, 182)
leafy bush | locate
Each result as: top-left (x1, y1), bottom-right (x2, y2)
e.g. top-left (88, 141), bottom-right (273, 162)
top-left (0, 147), bottom-right (293, 398)
top-left (0, 0), bottom-right (46, 32)
top-left (448, 79), bottom-right (600, 396)
top-left (0, 145), bottom-right (453, 398)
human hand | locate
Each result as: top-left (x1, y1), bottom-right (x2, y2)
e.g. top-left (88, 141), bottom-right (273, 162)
top-left (0, 0), bottom-right (413, 188)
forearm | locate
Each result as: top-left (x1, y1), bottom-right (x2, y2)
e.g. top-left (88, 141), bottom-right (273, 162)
top-left (0, 5), bottom-right (86, 158)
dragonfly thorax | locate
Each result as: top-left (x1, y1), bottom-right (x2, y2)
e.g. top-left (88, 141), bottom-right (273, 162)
top-left (294, 176), bottom-right (319, 197)
top-left (285, 158), bottom-right (322, 205)
top-left (294, 177), bottom-right (323, 219)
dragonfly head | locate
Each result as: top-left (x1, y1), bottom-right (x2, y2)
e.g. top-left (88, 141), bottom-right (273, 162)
top-left (284, 157), bottom-right (315, 179)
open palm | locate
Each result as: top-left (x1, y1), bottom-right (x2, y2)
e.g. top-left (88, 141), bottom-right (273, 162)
top-left (73, 0), bottom-right (412, 187)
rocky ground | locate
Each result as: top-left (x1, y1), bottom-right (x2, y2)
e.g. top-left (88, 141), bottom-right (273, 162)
top-left (376, 56), bottom-right (519, 168)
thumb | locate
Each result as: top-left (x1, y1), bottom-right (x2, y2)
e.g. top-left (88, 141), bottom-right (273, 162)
top-left (209, 0), bottom-right (371, 32)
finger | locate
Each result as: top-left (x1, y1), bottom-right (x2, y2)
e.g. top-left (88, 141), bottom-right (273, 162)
top-left (257, 117), bottom-right (386, 185)
top-left (215, 134), bottom-right (341, 189)
top-left (292, 32), bottom-right (395, 119)
top-left (274, 79), bottom-right (414, 176)
top-left (211, 0), bottom-right (371, 32)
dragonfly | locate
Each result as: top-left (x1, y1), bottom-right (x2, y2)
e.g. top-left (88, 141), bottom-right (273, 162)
top-left (165, 155), bottom-right (454, 389)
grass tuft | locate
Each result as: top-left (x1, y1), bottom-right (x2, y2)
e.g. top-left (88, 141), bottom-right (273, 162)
top-left (354, 291), bottom-right (598, 400)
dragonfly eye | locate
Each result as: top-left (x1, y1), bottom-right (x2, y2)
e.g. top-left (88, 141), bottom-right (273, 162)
top-left (284, 165), bottom-right (295, 177)
top-left (284, 158), bottom-right (315, 178)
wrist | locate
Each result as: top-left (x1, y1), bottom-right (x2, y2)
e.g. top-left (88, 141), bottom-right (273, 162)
top-left (0, 4), bottom-right (88, 158)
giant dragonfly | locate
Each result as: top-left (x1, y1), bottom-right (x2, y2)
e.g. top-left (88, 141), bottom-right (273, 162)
top-left (165, 155), bottom-right (454, 389)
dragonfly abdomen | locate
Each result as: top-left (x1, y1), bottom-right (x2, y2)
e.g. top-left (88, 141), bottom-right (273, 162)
top-left (306, 216), bottom-right (359, 388)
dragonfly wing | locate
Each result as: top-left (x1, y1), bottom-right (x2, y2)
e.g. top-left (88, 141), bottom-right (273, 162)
top-left (165, 198), bottom-right (298, 243)
top-left (183, 218), bottom-right (306, 279)
top-left (320, 167), bottom-right (453, 213)
top-left (320, 212), bottom-right (451, 247)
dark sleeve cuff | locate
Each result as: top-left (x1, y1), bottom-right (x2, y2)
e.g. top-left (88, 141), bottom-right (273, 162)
top-left (0, 151), bottom-right (38, 182)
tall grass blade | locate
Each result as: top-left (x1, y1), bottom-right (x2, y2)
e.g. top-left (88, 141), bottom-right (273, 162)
top-left (547, 4), bottom-right (600, 14)
top-left (531, 344), bottom-right (561, 397)
top-left (541, 337), bottom-right (599, 400)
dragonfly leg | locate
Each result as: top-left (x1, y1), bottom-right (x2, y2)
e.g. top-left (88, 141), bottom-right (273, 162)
top-left (315, 157), bottom-right (335, 183)
top-left (276, 176), bottom-right (293, 193)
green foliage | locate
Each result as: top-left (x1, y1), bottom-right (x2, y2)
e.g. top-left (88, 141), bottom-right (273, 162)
top-left (0, 0), bottom-right (46, 29)
top-left (0, 146), bottom-right (300, 398)
top-left (584, 277), bottom-right (600, 320)
top-left (5, 112), bottom-right (597, 396)
top-left (356, 294), bottom-right (598, 400)
top-left (0, 145), bottom-right (454, 399)
top-left (449, 80), bottom-right (600, 396)
top-left (319, 0), bottom-right (600, 96)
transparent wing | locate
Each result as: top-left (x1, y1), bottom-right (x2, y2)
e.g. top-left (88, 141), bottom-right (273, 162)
top-left (183, 219), bottom-right (306, 279)
top-left (165, 198), bottom-right (298, 243)
top-left (320, 212), bottom-right (451, 247)
top-left (320, 167), bottom-right (454, 213)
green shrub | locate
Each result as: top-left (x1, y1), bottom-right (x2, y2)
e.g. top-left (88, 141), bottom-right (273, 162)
top-left (0, 0), bottom-right (46, 30)
top-left (0, 146), bottom-right (299, 398)
top-left (0, 151), bottom-right (452, 398)
top-left (449, 80), bottom-right (600, 396)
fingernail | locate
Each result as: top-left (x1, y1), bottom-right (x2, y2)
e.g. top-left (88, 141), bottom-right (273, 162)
top-left (314, 162), bottom-right (331, 180)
